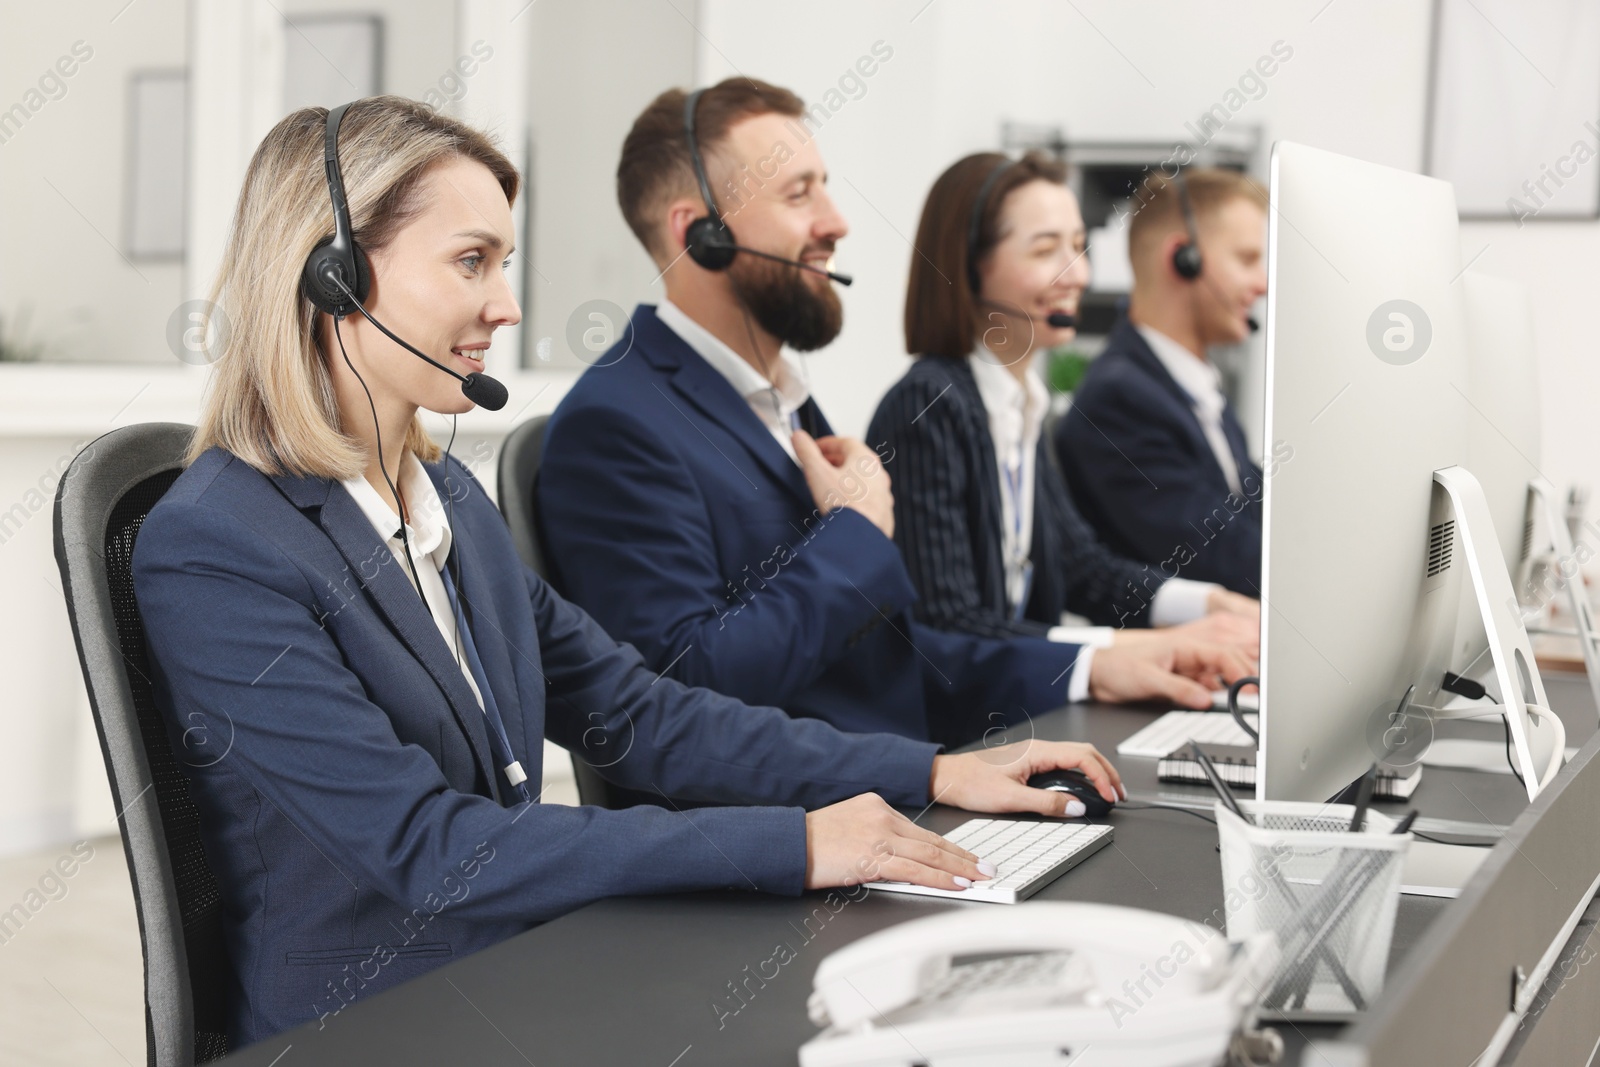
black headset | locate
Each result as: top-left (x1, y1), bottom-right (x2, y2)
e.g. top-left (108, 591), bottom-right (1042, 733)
top-left (678, 88), bottom-right (851, 285)
top-left (300, 101), bottom-right (508, 410)
top-left (682, 89), bottom-right (740, 272)
top-left (301, 102), bottom-right (373, 317)
top-left (1171, 168), bottom-right (1205, 281)
top-left (1168, 168), bottom-right (1260, 333)
top-left (965, 158), bottom-right (1014, 295)
top-left (965, 156), bottom-right (1076, 330)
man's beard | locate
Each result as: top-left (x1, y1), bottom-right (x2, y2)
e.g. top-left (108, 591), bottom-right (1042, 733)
top-left (727, 251), bottom-right (843, 352)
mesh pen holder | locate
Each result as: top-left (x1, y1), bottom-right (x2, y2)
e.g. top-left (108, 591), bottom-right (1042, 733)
top-left (1215, 800), bottom-right (1410, 1021)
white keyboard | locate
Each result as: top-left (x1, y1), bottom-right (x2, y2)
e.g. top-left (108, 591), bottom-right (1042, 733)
top-left (865, 819), bottom-right (1113, 904)
top-left (1117, 710), bottom-right (1257, 758)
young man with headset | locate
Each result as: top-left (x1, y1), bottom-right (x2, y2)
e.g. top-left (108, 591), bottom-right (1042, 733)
top-left (1055, 168), bottom-right (1271, 597)
top-left (536, 79), bottom-right (1251, 761)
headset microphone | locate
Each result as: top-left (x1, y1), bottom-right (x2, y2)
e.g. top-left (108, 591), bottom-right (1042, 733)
top-left (1246, 315), bottom-right (1260, 333)
top-left (977, 299), bottom-right (1076, 330)
top-left (703, 237), bottom-right (853, 285)
top-left (681, 89), bottom-right (852, 286)
top-left (303, 101), bottom-right (509, 412)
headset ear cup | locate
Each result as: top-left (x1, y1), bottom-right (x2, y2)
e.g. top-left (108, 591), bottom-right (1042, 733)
top-left (685, 216), bottom-right (738, 271)
top-left (1173, 242), bottom-right (1203, 281)
top-left (301, 238), bottom-right (371, 316)
top-left (301, 241), bottom-right (346, 315)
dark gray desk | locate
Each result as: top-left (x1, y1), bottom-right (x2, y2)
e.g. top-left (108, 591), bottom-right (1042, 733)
top-left (223, 682), bottom-right (1593, 1067)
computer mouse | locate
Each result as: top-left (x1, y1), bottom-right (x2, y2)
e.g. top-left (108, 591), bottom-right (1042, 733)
top-left (1027, 769), bottom-right (1115, 817)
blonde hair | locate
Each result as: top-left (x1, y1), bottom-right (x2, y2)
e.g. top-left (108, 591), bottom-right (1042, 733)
top-left (1126, 167), bottom-right (1266, 267)
top-left (187, 95), bottom-right (520, 479)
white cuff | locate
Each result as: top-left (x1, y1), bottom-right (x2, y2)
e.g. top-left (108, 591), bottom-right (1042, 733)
top-left (1048, 625), bottom-right (1116, 648)
top-left (1150, 579), bottom-right (1219, 627)
top-left (1065, 644), bottom-right (1097, 703)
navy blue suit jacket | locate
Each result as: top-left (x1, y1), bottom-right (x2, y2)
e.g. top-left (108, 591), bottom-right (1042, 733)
top-left (131, 445), bottom-right (938, 1048)
top-left (537, 304), bottom-right (1082, 750)
top-left (1055, 316), bottom-right (1263, 595)
top-left (868, 355), bottom-right (1164, 636)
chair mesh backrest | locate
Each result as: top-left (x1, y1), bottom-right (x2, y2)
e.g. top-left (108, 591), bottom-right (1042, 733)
top-left (54, 425), bottom-right (229, 1065)
top-left (105, 473), bottom-right (231, 1063)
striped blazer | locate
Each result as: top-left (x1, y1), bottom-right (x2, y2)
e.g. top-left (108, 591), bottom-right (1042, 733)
top-left (867, 355), bottom-right (1163, 638)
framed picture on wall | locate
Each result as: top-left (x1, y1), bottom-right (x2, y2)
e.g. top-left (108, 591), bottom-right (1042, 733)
top-left (125, 69), bottom-right (187, 260)
top-left (1425, 0), bottom-right (1600, 222)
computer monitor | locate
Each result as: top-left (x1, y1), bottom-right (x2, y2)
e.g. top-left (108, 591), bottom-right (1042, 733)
top-left (1451, 271), bottom-right (1541, 678)
top-left (1257, 140), bottom-right (1472, 803)
top-left (1454, 271), bottom-right (1600, 712)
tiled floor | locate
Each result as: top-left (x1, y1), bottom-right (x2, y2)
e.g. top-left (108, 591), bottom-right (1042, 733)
top-left (0, 772), bottom-right (579, 1065)
top-left (0, 835), bottom-right (143, 1067)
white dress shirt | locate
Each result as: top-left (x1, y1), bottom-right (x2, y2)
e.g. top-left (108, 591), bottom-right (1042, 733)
top-left (966, 348), bottom-right (1099, 700)
top-left (1135, 323), bottom-right (1245, 496)
top-left (969, 346), bottom-right (1050, 623)
top-left (657, 299), bottom-right (810, 461)
top-left (969, 347), bottom-right (1219, 660)
top-left (340, 454), bottom-right (482, 708)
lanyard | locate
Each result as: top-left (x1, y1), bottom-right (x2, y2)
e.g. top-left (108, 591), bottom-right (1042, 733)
top-left (1001, 443), bottom-right (1034, 621)
top-left (438, 563), bottom-right (532, 805)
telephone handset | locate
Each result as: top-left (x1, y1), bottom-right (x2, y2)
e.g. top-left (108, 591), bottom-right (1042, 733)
top-left (801, 902), bottom-right (1280, 1067)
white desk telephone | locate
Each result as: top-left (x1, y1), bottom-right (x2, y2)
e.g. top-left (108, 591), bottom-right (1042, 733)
top-left (799, 902), bottom-right (1280, 1067)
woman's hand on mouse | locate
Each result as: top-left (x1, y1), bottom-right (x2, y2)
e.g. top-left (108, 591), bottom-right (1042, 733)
top-left (929, 739), bottom-right (1124, 817)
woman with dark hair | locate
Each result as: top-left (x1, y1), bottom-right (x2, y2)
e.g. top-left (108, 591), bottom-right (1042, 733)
top-left (131, 103), bottom-right (1124, 1048)
top-left (868, 152), bottom-right (1259, 664)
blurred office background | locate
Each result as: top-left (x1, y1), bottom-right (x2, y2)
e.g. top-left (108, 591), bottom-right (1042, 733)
top-left (2, 1), bottom-right (1597, 1062)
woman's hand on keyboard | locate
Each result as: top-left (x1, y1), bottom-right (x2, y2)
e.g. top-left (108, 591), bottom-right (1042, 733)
top-left (928, 740), bottom-right (1123, 817)
top-left (804, 794), bottom-right (991, 891)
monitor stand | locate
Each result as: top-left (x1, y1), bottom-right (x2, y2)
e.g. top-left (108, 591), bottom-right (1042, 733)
top-left (1526, 476), bottom-right (1600, 719)
top-left (1434, 466), bottom-right (1562, 801)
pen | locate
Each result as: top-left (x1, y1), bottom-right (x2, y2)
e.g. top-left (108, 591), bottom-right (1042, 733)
top-left (1348, 762), bottom-right (1378, 833)
top-left (1188, 740), bottom-right (1253, 826)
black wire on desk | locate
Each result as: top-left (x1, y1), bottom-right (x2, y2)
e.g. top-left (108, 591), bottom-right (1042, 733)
top-left (1117, 801), bottom-right (1218, 825)
top-left (1228, 676), bottom-right (1260, 742)
top-left (1442, 672), bottom-right (1523, 786)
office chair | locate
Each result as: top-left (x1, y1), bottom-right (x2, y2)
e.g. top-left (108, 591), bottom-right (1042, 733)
top-left (52, 423), bottom-right (230, 1066)
top-left (496, 415), bottom-right (678, 811)
top-left (496, 415), bottom-right (552, 581)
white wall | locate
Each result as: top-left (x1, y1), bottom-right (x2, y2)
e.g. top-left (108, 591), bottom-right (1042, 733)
top-left (694, 0), bottom-right (1439, 443)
